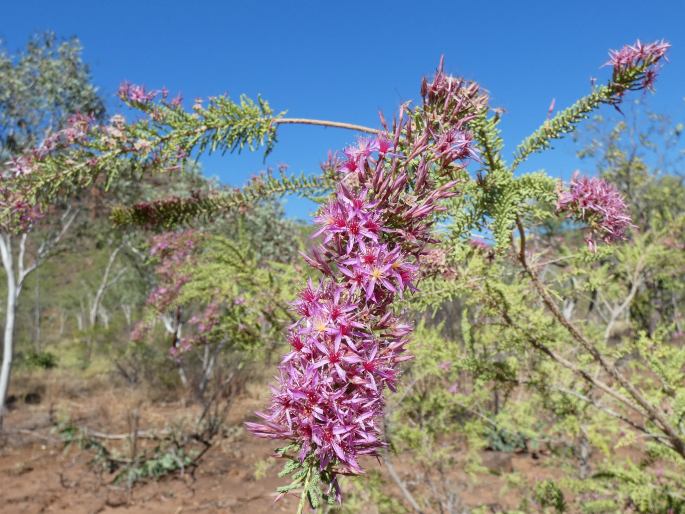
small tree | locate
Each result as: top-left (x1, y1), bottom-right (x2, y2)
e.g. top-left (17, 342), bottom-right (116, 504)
top-left (0, 33), bottom-right (104, 428)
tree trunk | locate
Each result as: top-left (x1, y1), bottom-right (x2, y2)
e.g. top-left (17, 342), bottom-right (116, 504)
top-left (89, 245), bottom-right (122, 328)
top-left (578, 426), bottom-right (591, 479)
top-left (32, 271), bottom-right (41, 351)
top-left (0, 211), bottom-right (78, 428)
top-left (58, 309), bottom-right (66, 337)
top-left (121, 304), bottom-right (132, 329)
top-left (0, 234), bottom-right (17, 430)
top-left (197, 340), bottom-right (226, 399)
top-left (161, 310), bottom-right (188, 387)
top-left (98, 305), bottom-right (110, 329)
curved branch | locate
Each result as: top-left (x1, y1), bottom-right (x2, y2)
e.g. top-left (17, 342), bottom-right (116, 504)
top-left (514, 217), bottom-right (685, 459)
top-left (274, 117), bottom-right (380, 135)
top-left (498, 298), bottom-right (644, 418)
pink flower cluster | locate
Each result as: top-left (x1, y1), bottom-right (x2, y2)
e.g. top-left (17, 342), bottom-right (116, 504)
top-left (7, 113), bottom-right (95, 179)
top-left (557, 172), bottom-right (633, 252)
top-left (133, 229), bottom-right (227, 357)
top-left (131, 229), bottom-right (201, 346)
top-left (146, 229), bottom-right (200, 311)
top-left (0, 183), bottom-right (41, 233)
top-left (469, 237), bottom-right (491, 252)
top-left (248, 78), bottom-right (478, 491)
top-left (170, 301), bottom-right (222, 356)
top-left (606, 39), bottom-right (670, 91)
top-left (420, 56), bottom-right (488, 125)
top-left (36, 113), bottom-right (94, 159)
top-left (1, 113), bottom-right (97, 233)
top-left (118, 82), bottom-right (182, 108)
top-left (118, 82), bottom-right (159, 105)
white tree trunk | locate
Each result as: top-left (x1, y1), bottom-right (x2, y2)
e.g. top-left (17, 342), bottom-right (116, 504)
top-left (121, 304), bottom-right (132, 328)
top-left (0, 208), bottom-right (77, 430)
top-left (198, 340), bottom-right (227, 398)
top-left (98, 305), bottom-right (110, 329)
top-left (32, 271), bottom-right (41, 349)
top-left (0, 234), bottom-right (18, 429)
top-left (88, 245), bottom-right (123, 328)
top-left (161, 310), bottom-right (188, 387)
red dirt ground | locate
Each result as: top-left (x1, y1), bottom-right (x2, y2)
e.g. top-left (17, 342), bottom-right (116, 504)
top-left (0, 375), bottom-right (559, 513)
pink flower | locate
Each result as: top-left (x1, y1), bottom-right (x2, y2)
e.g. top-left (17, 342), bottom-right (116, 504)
top-left (557, 172), bottom-right (634, 251)
top-left (421, 56), bottom-right (488, 122)
top-left (248, 63), bottom-right (480, 503)
top-left (118, 82), bottom-right (159, 104)
top-left (8, 156), bottom-right (34, 177)
top-left (374, 135), bottom-right (393, 155)
top-left (606, 39), bottom-right (670, 91)
top-left (469, 237), bottom-right (491, 251)
top-left (133, 230), bottom-right (204, 350)
top-left (435, 128), bottom-right (477, 163)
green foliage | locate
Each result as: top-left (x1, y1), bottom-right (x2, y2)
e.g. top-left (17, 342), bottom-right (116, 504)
top-left (275, 444), bottom-right (339, 513)
top-left (534, 480), bottom-right (567, 513)
top-left (111, 171), bottom-right (330, 228)
top-left (188, 94), bottom-right (281, 156)
top-left (114, 447), bottom-right (192, 486)
top-left (512, 85), bottom-right (616, 171)
top-left (15, 89), bottom-right (287, 217)
top-left (380, 105), bottom-right (685, 511)
top-left (57, 419), bottom-right (202, 487)
top-left (470, 110), bottom-right (518, 248)
top-left (19, 350), bottom-right (58, 370)
top-left (121, 198), bottom-right (306, 404)
top-left (585, 463), bottom-right (685, 513)
top-left (470, 109), bottom-right (507, 176)
top-left (485, 426), bottom-right (529, 453)
top-left (335, 472), bottom-right (409, 514)
top-left (0, 32), bottom-right (104, 158)
top-left (511, 61), bottom-right (655, 171)
top-left (177, 231), bottom-right (301, 350)
top-left (451, 110), bottom-right (558, 250)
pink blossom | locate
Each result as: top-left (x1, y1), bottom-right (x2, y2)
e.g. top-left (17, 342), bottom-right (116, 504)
top-left (118, 81), bottom-right (159, 104)
top-left (8, 156), bottom-right (34, 177)
top-left (557, 172), bottom-right (634, 251)
top-left (132, 230), bottom-right (207, 354)
top-left (606, 39), bottom-right (670, 91)
top-left (435, 128), bottom-right (478, 163)
top-left (469, 237), bottom-right (491, 251)
top-left (248, 85), bottom-right (479, 499)
top-left (421, 56), bottom-right (488, 123)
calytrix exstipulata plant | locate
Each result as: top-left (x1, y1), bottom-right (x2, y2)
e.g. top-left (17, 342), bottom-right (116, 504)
top-left (6, 38), bottom-right (671, 512)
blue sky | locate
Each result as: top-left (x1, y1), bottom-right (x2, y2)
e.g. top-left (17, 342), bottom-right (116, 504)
top-left (3, 0), bottom-right (684, 219)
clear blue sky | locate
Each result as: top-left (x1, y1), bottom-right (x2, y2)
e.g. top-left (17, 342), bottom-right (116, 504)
top-left (3, 0), bottom-right (684, 219)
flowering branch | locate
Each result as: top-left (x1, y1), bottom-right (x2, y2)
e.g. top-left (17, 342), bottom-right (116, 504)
top-left (511, 40), bottom-right (670, 171)
top-left (246, 64), bottom-right (482, 507)
top-left (514, 217), bottom-right (685, 459)
top-left (7, 39), bottom-right (675, 510)
top-left (556, 171), bottom-right (634, 251)
top-left (4, 87), bottom-right (388, 231)
top-left (111, 172), bottom-right (331, 228)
